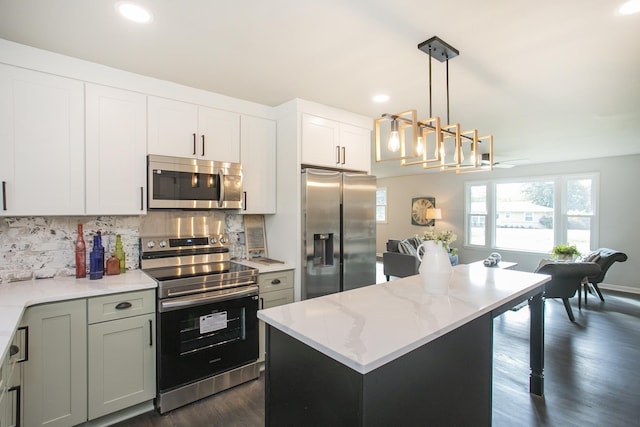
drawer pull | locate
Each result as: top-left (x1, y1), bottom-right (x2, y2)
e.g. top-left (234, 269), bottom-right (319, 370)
top-left (271, 279), bottom-right (281, 285)
top-left (115, 302), bottom-right (132, 310)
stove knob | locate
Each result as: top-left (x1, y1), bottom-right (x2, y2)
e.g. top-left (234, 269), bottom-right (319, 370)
top-left (209, 237), bottom-right (218, 245)
top-left (219, 235), bottom-right (227, 244)
top-left (146, 241), bottom-right (155, 249)
top-left (159, 240), bottom-right (167, 248)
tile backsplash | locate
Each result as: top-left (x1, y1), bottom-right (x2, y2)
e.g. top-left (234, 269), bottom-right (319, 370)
top-left (0, 213), bottom-right (248, 284)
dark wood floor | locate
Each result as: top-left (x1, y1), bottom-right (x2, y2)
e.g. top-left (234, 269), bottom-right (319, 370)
top-left (115, 289), bottom-right (640, 427)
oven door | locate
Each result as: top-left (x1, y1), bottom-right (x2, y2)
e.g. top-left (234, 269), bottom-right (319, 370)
top-left (157, 286), bottom-right (259, 392)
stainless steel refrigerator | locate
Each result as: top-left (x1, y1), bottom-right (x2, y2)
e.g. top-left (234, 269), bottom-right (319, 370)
top-left (301, 168), bottom-right (377, 299)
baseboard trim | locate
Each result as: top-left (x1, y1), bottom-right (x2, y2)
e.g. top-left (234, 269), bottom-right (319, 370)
top-left (598, 283), bottom-right (640, 295)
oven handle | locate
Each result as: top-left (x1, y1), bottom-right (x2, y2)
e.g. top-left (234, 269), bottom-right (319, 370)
top-left (159, 285), bottom-right (259, 312)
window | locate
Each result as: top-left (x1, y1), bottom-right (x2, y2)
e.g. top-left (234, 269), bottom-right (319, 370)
top-left (495, 180), bottom-right (554, 252)
top-left (565, 177), bottom-right (595, 253)
top-left (376, 187), bottom-right (387, 223)
top-left (465, 174), bottom-right (598, 253)
top-left (466, 184), bottom-right (487, 245)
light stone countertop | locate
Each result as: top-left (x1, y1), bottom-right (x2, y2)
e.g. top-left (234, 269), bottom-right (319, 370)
top-left (258, 263), bottom-right (550, 374)
top-left (233, 259), bottom-right (295, 274)
top-left (0, 270), bottom-right (157, 363)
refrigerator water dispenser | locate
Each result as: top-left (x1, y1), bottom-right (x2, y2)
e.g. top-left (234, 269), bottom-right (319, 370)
top-left (313, 233), bottom-right (334, 266)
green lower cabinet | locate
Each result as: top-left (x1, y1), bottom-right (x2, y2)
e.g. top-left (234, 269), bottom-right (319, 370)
top-left (1, 328), bottom-right (23, 427)
top-left (20, 289), bottom-right (156, 426)
top-left (22, 299), bottom-right (88, 427)
top-left (88, 313), bottom-right (156, 420)
top-left (258, 270), bottom-right (295, 364)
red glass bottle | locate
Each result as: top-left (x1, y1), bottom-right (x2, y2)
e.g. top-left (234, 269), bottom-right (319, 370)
top-left (75, 224), bottom-right (86, 278)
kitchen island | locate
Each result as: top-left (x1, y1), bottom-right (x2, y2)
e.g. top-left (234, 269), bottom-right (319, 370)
top-left (258, 263), bottom-right (550, 426)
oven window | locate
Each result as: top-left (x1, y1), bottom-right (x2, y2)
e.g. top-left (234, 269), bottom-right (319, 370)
top-left (152, 169), bottom-right (219, 201)
top-left (158, 294), bottom-right (258, 391)
top-left (179, 307), bottom-right (246, 355)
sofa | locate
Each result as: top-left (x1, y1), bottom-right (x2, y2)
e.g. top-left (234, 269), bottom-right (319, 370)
top-left (383, 238), bottom-right (458, 281)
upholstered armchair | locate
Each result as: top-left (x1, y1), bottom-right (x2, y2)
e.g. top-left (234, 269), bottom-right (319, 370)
top-left (382, 239), bottom-right (420, 281)
top-left (535, 261), bottom-right (601, 322)
top-left (578, 248), bottom-right (628, 305)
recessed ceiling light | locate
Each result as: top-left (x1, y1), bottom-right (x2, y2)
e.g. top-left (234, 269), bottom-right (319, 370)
top-left (619, 0), bottom-right (640, 15)
top-left (116, 2), bottom-right (153, 23)
top-left (372, 94), bottom-right (390, 103)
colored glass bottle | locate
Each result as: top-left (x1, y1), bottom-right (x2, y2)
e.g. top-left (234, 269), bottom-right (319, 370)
top-left (89, 235), bottom-right (104, 280)
top-left (75, 224), bottom-right (86, 278)
top-left (115, 234), bottom-right (126, 274)
top-left (96, 230), bottom-right (105, 271)
top-left (106, 253), bottom-right (120, 275)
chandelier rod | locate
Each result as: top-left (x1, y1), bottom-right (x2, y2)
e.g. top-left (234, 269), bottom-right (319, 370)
top-left (446, 59), bottom-right (450, 125)
top-left (429, 53), bottom-right (433, 118)
top-left (380, 113), bottom-right (480, 144)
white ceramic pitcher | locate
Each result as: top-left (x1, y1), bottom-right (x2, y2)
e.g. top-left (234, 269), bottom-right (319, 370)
top-left (416, 240), bottom-right (453, 294)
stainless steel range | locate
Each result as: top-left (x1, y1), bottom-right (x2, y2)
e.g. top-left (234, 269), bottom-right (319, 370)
top-left (140, 213), bottom-right (259, 414)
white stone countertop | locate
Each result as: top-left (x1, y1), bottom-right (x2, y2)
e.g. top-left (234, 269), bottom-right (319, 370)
top-left (234, 259), bottom-right (295, 273)
top-left (0, 270), bottom-right (157, 363)
top-left (258, 263), bottom-right (550, 374)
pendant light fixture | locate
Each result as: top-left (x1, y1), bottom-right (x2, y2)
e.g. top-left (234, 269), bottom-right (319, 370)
top-left (374, 36), bottom-right (493, 173)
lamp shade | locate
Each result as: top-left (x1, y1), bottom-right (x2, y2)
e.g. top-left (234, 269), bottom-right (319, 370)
top-left (425, 208), bottom-right (442, 220)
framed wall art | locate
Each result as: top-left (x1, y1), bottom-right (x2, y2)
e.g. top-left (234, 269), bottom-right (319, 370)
top-left (411, 197), bottom-right (436, 226)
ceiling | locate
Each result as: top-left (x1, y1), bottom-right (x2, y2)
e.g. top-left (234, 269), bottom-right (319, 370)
top-left (1, 0), bottom-right (639, 178)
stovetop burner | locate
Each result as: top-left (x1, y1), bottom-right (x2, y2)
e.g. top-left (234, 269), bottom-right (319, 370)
top-left (140, 233), bottom-right (258, 300)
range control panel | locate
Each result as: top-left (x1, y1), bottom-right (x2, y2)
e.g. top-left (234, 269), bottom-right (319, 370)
top-left (140, 234), bottom-right (230, 253)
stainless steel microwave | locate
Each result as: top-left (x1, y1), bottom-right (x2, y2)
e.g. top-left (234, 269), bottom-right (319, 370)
top-left (147, 155), bottom-right (243, 209)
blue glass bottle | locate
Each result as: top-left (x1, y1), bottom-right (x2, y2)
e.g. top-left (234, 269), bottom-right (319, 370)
top-left (90, 235), bottom-right (104, 280)
top-left (96, 230), bottom-right (105, 271)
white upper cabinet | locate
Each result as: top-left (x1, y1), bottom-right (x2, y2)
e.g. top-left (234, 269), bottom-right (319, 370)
top-left (199, 106), bottom-right (241, 163)
top-left (0, 64), bottom-right (85, 216)
top-left (301, 113), bottom-right (371, 172)
top-left (147, 96), bottom-right (240, 163)
top-left (85, 84), bottom-right (147, 215)
top-left (301, 114), bottom-right (341, 169)
top-left (339, 123), bottom-right (371, 173)
top-left (240, 116), bottom-right (276, 214)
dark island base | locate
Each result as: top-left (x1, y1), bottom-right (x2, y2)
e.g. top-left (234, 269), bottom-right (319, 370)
top-left (265, 312), bottom-right (493, 427)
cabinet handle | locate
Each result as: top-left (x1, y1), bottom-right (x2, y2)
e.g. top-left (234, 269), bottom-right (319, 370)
top-left (259, 297), bottom-right (264, 310)
top-left (243, 191), bottom-right (247, 211)
top-left (341, 146), bottom-right (346, 165)
top-left (270, 279), bottom-right (281, 285)
top-left (140, 186), bottom-right (144, 211)
top-left (2, 181), bottom-right (6, 211)
top-left (17, 326), bottom-right (28, 363)
top-left (9, 344), bottom-right (19, 357)
top-left (149, 319), bottom-right (153, 347)
top-left (201, 134), bottom-right (205, 156)
top-left (192, 133), bottom-right (197, 155)
top-left (8, 385), bottom-right (21, 427)
top-left (336, 145), bottom-right (341, 164)
top-left (115, 301), bottom-right (132, 310)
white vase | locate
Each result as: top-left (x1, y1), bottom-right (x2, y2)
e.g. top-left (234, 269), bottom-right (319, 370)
top-left (416, 240), bottom-right (453, 294)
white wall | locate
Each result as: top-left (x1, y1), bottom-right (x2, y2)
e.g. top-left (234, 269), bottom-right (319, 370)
top-left (376, 154), bottom-right (640, 292)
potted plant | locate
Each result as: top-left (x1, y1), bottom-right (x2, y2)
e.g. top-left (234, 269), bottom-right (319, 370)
top-left (551, 243), bottom-right (580, 261)
top-left (418, 227), bottom-right (458, 265)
